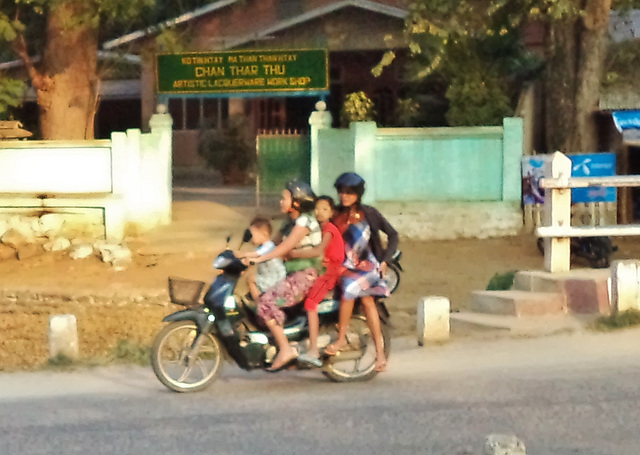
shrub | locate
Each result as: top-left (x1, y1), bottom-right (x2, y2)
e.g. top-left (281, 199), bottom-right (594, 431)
top-left (592, 309), bottom-right (640, 331)
top-left (486, 270), bottom-right (516, 291)
top-left (198, 114), bottom-right (255, 184)
top-left (340, 91), bottom-right (376, 127)
top-left (110, 339), bottom-right (150, 366)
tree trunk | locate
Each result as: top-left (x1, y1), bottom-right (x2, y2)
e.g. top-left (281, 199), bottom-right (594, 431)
top-left (543, 0), bottom-right (611, 154)
top-left (38, 1), bottom-right (99, 140)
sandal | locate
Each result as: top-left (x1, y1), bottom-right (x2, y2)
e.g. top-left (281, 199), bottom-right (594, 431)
top-left (374, 359), bottom-right (387, 373)
top-left (323, 343), bottom-right (345, 356)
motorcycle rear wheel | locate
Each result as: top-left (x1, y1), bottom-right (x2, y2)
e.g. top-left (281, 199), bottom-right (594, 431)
top-left (151, 321), bottom-right (224, 393)
top-left (322, 315), bottom-right (391, 383)
top-left (384, 265), bottom-right (401, 294)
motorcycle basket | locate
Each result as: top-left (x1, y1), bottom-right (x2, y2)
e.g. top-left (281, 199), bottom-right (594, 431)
top-left (168, 277), bottom-right (206, 307)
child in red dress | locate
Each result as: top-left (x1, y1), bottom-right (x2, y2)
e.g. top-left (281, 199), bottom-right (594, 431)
top-left (289, 196), bottom-right (344, 367)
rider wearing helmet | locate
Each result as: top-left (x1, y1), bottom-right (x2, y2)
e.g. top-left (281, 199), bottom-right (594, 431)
top-left (248, 179), bottom-right (322, 371)
top-left (286, 179), bottom-right (316, 214)
top-left (333, 172), bottom-right (398, 267)
top-left (327, 172), bottom-right (398, 373)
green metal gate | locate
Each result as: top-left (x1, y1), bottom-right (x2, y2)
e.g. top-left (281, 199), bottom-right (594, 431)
top-left (256, 130), bottom-right (310, 201)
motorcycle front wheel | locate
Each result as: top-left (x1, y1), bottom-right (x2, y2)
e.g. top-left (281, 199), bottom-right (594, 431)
top-left (322, 315), bottom-right (391, 383)
top-left (151, 321), bottom-right (224, 393)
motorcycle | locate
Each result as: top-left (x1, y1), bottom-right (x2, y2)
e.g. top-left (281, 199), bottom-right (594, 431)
top-left (536, 236), bottom-right (617, 269)
top-left (384, 250), bottom-right (403, 294)
top-left (151, 232), bottom-right (392, 393)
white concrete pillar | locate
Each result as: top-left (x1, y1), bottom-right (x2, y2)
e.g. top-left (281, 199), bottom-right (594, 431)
top-left (416, 296), bottom-right (450, 346)
top-left (148, 105), bottom-right (174, 226)
top-left (611, 260), bottom-right (640, 312)
top-left (484, 434), bottom-right (526, 455)
top-left (49, 314), bottom-right (79, 360)
top-left (308, 101), bottom-right (333, 191)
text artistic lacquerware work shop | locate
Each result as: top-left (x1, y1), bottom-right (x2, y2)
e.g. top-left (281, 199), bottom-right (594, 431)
top-left (156, 49), bottom-right (329, 95)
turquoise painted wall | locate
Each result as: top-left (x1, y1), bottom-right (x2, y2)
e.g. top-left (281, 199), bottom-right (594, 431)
top-left (374, 129), bottom-right (503, 201)
top-left (312, 118), bottom-right (524, 205)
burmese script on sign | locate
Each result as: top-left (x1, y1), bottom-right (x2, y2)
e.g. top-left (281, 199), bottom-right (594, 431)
top-left (157, 50), bottom-right (328, 94)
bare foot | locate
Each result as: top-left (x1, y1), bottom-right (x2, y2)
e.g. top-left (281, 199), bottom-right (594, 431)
top-left (267, 348), bottom-right (298, 371)
top-left (324, 339), bottom-right (347, 356)
top-left (374, 357), bottom-right (387, 372)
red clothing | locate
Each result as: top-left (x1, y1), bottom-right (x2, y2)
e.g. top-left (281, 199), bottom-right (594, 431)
top-left (304, 221), bottom-right (345, 311)
top-left (322, 221), bottom-right (345, 268)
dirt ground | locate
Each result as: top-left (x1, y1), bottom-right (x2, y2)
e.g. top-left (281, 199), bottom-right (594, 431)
top-left (2, 196), bottom-right (640, 371)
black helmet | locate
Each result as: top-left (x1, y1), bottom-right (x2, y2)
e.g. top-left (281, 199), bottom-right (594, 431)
top-left (334, 172), bottom-right (365, 197)
top-left (286, 180), bottom-right (316, 212)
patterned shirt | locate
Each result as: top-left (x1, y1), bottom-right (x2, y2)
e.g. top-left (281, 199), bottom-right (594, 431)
top-left (254, 241), bottom-right (287, 292)
top-left (292, 213), bottom-right (322, 250)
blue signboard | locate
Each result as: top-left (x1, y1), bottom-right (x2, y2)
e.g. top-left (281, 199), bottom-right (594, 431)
top-left (522, 153), bottom-right (617, 205)
top-left (612, 110), bottom-right (640, 132)
top-left (569, 153), bottom-right (616, 203)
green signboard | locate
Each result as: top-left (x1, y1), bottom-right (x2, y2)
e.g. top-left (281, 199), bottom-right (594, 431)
top-left (156, 49), bottom-right (328, 95)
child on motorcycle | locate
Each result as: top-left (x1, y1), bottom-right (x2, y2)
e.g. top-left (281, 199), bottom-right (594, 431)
top-left (289, 196), bottom-right (345, 367)
top-left (247, 181), bottom-right (321, 371)
top-left (236, 216), bottom-right (287, 302)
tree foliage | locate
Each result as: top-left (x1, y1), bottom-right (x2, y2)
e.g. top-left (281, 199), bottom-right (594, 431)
top-left (0, 0), bottom-right (210, 138)
top-left (398, 0), bottom-right (542, 126)
top-left (399, 0), bottom-right (640, 151)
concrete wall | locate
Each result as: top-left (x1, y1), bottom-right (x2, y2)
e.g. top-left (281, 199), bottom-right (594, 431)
top-left (310, 107), bottom-right (525, 239)
top-left (0, 111), bottom-right (173, 241)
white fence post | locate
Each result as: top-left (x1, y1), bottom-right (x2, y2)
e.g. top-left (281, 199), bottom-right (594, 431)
top-left (542, 152), bottom-right (572, 272)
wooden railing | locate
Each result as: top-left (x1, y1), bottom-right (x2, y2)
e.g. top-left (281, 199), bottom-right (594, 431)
top-left (536, 151), bottom-right (640, 272)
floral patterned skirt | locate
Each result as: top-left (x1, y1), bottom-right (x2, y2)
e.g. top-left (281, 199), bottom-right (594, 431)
top-left (257, 268), bottom-right (318, 325)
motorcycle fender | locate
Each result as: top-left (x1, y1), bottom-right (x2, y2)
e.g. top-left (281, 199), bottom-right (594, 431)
top-left (163, 308), bottom-right (211, 332)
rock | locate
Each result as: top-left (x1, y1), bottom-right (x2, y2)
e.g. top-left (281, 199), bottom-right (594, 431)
top-left (1, 228), bottom-right (28, 249)
top-left (96, 242), bottom-right (132, 264)
top-left (69, 243), bottom-right (94, 260)
top-left (112, 257), bottom-right (132, 271)
top-left (17, 243), bottom-right (44, 261)
top-left (0, 243), bottom-right (16, 260)
top-left (0, 218), bottom-right (8, 238)
top-left (8, 216), bottom-right (35, 242)
top-left (39, 214), bottom-right (65, 237)
top-left (484, 434), bottom-right (526, 455)
top-left (44, 237), bottom-right (71, 252)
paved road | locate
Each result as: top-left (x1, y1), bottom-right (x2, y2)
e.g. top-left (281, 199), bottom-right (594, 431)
top-left (2, 330), bottom-right (640, 455)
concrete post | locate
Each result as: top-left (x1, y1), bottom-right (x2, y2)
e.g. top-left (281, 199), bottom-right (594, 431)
top-left (543, 152), bottom-right (572, 272)
top-left (416, 296), bottom-right (450, 346)
top-left (149, 104), bottom-right (174, 226)
top-left (49, 314), bottom-right (79, 360)
top-left (611, 260), bottom-right (640, 312)
top-left (308, 101), bottom-right (333, 191)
